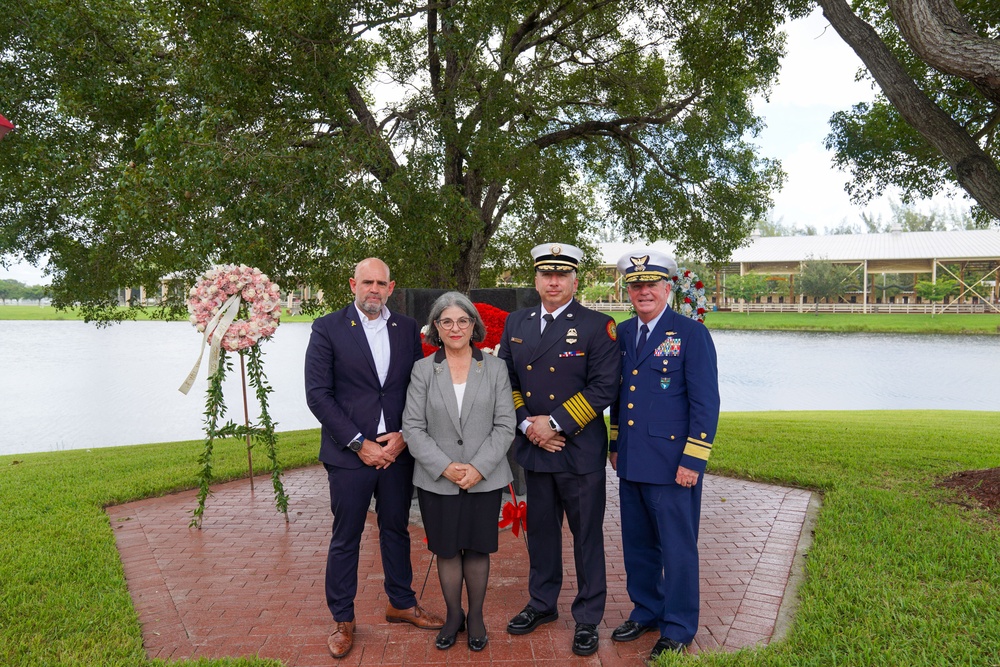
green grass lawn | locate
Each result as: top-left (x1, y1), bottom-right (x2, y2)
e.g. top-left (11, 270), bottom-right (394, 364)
top-left (605, 309), bottom-right (1000, 335)
top-left (2, 412), bottom-right (999, 666)
top-left (5, 304), bottom-right (1000, 333)
top-left (703, 311), bottom-right (1000, 335)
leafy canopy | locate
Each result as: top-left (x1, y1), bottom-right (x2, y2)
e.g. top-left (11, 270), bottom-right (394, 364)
top-left (798, 257), bottom-right (854, 313)
top-left (726, 272), bottom-right (771, 313)
top-left (1, 0), bottom-right (808, 320)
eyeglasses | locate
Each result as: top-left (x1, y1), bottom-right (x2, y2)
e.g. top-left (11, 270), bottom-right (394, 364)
top-left (436, 317), bottom-right (474, 330)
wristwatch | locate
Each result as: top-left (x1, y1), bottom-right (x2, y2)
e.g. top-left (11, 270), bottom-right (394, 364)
top-left (348, 438), bottom-right (364, 452)
top-left (548, 416), bottom-right (560, 432)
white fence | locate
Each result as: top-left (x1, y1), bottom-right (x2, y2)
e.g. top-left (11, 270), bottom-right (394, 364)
top-left (727, 302), bottom-right (994, 314)
top-left (582, 301), bottom-right (996, 314)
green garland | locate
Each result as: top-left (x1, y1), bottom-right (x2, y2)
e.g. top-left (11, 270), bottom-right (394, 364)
top-left (190, 325), bottom-right (288, 528)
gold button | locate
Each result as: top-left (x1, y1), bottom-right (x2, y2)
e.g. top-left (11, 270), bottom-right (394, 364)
top-left (526, 392), bottom-right (531, 397)
top-left (632, 369), bottom-right (638, 375)
top-left (526, 364), bottom-right (532, 371)
top-left (628, 420), bottom-right (634, 426)
top-left (627, 403), bottom-right (634, 409)
top-left (670, 435), bottom-right (676, 440)
top-left (549, 394), bottom-right (555, 400)
top-left (629, 385), bottom-right (635, 391)
top-left (550, 367), bottom-right (555, 372)
top-left (701, 432), bottom-right (707, 438)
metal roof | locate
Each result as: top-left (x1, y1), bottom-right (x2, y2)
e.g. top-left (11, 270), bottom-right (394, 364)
top-left (729, 229), bottom-right (1000, 263)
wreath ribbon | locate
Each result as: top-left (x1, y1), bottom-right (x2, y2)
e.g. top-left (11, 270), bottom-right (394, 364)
top-left (178, 293), bottom-right (242, 394)
top-left (499, 499), bottom-right (528, 538)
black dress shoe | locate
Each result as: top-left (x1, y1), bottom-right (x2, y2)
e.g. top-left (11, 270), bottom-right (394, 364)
top-left (435, 617), bottom-right (466, 650)
top-left (572, 623), bottom-right (599, 656)
top-left (506, 605), bottom-right (558, 635)
top-left (650, 636), bottom-right (689, 659)
top-left (611, 619), bottom-right (656, 643)
top-left (468, 633), bottom-right (488, 651)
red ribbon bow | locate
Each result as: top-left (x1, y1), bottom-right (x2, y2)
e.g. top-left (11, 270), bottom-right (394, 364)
top-left (499, 500), bottom-right (528, 538)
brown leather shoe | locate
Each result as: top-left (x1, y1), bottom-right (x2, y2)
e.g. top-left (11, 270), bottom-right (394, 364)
top-left (385, 603), bottom-right (445, 629)
top-left (327, 621), bottom-right (355, 658)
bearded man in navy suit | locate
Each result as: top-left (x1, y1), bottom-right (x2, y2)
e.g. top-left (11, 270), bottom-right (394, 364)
top-left (608, 248), bottom-right (720, 660)
top-left (305, 258), bottom-right (443, 659)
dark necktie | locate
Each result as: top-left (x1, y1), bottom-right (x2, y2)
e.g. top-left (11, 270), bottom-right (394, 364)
top-left (636, 323), bottom-right (649, 355)
top-left (542, 313), bottom-right (554, 333)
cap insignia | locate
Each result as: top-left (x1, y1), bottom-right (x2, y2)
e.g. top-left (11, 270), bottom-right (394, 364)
top-left (630, 255), bottom-right (649, 272)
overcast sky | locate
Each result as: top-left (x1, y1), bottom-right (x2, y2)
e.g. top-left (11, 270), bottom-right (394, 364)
top-left (0, 7), bottom-right (971, 286)
top-left (756, 6), bottom-right (969, 231)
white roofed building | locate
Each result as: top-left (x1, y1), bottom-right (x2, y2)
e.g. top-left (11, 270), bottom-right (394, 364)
top-left (594, 229), bottom-right (1000, 313)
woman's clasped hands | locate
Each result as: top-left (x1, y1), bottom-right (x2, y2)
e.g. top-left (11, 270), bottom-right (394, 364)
top-left (443, 462), bottom-right (484, 490)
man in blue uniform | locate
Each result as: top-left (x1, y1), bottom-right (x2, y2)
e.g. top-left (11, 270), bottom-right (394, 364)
top-left (499, 243), bottom-right (621, 656)
top-left (608, 248), bottom-right (720, 659)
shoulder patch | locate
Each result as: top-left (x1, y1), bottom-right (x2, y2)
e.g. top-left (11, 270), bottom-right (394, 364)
top-left (606, 320), bottom-right (617, 341)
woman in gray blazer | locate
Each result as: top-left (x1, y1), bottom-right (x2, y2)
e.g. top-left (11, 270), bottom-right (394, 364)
top-left (402, 291), bottom-right (515, 652)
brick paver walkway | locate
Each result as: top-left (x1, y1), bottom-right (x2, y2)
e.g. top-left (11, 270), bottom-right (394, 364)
top-left (107, 464), bottom-right (816, 666)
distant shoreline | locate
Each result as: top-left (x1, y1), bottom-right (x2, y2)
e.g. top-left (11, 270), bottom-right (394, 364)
top-left (3, 304), bottom-right (999, 335)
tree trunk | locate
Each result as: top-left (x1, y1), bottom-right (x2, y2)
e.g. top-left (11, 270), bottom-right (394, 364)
top-left (888, 0), bottom-right (1000, 104)
top-left (818, 0), bottom-right (1000, 220)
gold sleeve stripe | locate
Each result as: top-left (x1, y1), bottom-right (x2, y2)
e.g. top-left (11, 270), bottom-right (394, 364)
top-left (683, 442), bottom-right (711, 461)
top-left (564, 392), bottom-right (597, 426)
top-left (688, 436), bottom-right (713, 448)
top-left (609, 425), bottom-right (619, 439)
top-left (512, 391), bottom-right (525, 409)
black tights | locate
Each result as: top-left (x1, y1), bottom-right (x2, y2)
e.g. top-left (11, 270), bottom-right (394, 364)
top-left (436, 550), bottom-right (490, 637)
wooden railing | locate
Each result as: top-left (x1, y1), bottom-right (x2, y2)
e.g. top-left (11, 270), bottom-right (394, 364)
top-left (582, 301), bottom-right (996, 314)
top-left (727, 302), bottom-right (994, 314)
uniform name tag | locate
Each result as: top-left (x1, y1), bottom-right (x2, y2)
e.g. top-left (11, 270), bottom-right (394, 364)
top-left (511, 337), bottom-right (523, 344)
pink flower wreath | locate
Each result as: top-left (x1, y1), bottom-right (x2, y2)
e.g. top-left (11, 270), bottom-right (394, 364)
top-left (187, 264), bottom-right (282, 351)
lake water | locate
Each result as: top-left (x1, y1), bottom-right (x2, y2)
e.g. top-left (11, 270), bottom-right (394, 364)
top-left (1, 321), bottom-right (998, 456)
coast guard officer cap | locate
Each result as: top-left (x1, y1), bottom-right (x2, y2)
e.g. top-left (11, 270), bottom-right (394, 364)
top-left (617, 248), bottom-right (678, 283)
top-left (532, 243), bottom-right (583, 273)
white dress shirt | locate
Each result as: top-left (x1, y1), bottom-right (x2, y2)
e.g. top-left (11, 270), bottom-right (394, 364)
top-left (355, 303), bottom-right (391, 435)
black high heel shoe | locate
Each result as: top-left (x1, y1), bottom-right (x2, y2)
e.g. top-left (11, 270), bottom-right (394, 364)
top-left (468, 633), bottom-right (488, 652)
top-left (435, 616), bottom-right (466, 650)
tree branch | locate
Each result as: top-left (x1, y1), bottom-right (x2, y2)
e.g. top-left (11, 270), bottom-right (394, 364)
top-left (818, 0), bottom-right (1000, 219)
top-left (888, 0), bottom-right (1000, 104)
top-left (532, 88), bottom-right (700, 150)
top-left (344, 84), bottom-right (400, 182)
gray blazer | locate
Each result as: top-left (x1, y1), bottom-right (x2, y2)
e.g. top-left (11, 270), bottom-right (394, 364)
top-left (403, 347), bottom-right (515, 495)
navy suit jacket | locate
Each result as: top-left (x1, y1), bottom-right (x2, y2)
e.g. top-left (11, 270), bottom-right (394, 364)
top-left (499, 299), bottom-right (621, 475)
top-left (610, 307), bottom-right (720, 483)
top-left (305, 304), bottom-right (423, 469)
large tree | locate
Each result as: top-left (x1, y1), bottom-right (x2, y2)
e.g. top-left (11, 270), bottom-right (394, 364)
top-left (819, 0), bottom-right (1000, 225)
top-left (0, 0), bottom-right (806, 319)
